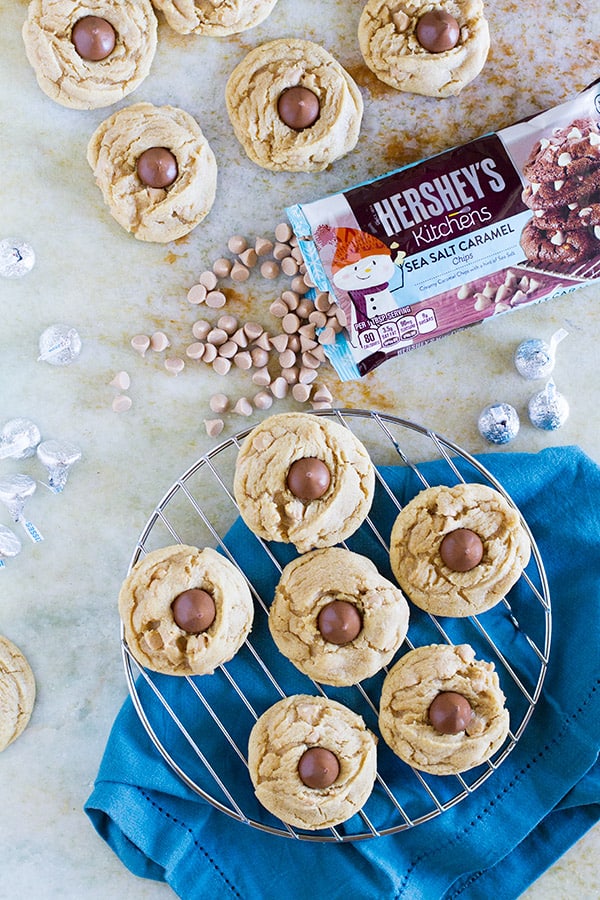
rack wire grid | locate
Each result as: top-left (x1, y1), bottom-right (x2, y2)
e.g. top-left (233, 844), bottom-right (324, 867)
top-left (121, 409), bottom-right (551, 842)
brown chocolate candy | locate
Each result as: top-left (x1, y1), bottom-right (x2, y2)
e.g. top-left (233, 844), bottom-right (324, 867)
top-left (428, 691), bottom-right (474, 734)
top-left (297, 746), bottom-right (340, 788)
top-left (277, 87), bottom-right (320, 130)
top-left (317, 600), bottom-right (362, 645)
top-left (171, 588), bottom-right (216, 634)
top-left (439, 528), bottom-right (484, 572)
top-left (286, 457), bottom-right (331, 500)
top-left (71, 16), bottom-right (116, 61)
top-left (136, 147), bottom-right (179, 189)
top-left (416, 10), bottom-right (460, 53)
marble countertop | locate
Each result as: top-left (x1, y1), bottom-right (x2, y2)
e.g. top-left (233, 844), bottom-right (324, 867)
top-left (1, 0), bottom-right (598, 896)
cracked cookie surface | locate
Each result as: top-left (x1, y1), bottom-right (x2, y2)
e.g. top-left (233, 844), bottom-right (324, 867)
top-left (379, 643), bottom-right (509, 774)
top-left (389, 482), bottom-right (531, 617)
top-left (225, 38), bottom-right (363, 172)
top-left (87, 102), bottom-right (217, 243)
top-left (269, 548), bottom-right (409, 686)
top-left (22, 0), bottom-right (157, 109)
top-left (118, 544), bottom-right (253, 675)
top-left (152, 0), bottom-right (279, 35)
top-left (233, 413), bottom-right (375, 553)
top-left (0, 635), bottom-right (36, 752)
top-left (248, 694), bottom-right (378, 829)
top-left (358, 0), bottom-right (490, 98)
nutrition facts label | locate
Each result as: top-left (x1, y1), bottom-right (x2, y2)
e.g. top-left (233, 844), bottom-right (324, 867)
top-left (356, 306), bottom-right (438, 352)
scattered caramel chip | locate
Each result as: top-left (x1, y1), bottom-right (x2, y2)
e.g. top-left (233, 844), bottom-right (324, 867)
top-left (112, 394), bottom-right (132, 413)
top-left (204, 418), bottom-right (224, 438)
top-left (110, 370), bottom-right (130, 390)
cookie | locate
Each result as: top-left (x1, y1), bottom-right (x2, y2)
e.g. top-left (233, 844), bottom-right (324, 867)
top-left (225, 39), bottom-right (363, 173)
top-left (522, 118), bottom-right (600, 183)
top-left (0, 635), bottom-right (36, 752)
top-left (358, 0), bottom-right (490, 99)
top-left (247, 694), bottom-right (378, 829)
top-left (87, 102), bottom-right (217, 243)
top-left (520, 118), bottom-right (600, 268)
top-left (527, 197), bottom-right (600, 231)
top-left (389, 483), bottom-right (531, 617)
top-left (233, 412), bottom-right (375, 553)
top-left (378, 643), bottom-right (510, 775)
top-left (22, 0), bottom-right (157, 110)
top-left (520, 220), bottom-right (596, 268)
top-left (152, 0), bottom-right (279, 35)
top-left (269, 548), bottom-right (410, 686)
top-left (521, 183), bottom-right (591, 214)
top-left (522, 169), bottom-right (600, 209)
top-left (118, 544), bottom-right (254, 676)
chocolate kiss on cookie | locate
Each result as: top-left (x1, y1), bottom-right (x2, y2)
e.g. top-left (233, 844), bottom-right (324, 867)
top-left (171, 588), bottom-right (216, 633)
top-left (298, 746), bottom-right (340, 788)
top-left (286, 457), bottom-right (331, 500)
top-left (428, 691), bottom-right (474, 734)
top-left (416, 10), bottom-right (460, 53)
top-left (71, 16), bottom-right (116, 61)
top-left (137, 147), bottom-right (179, 188)
top-left (277, 86), bottom-right (320, 130)
top-left (440, 528), bottom-right (484, 572)
top-left (317, 599), bottom-right (363, 645)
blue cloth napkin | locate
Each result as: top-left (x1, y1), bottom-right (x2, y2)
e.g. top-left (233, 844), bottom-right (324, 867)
top-left (85, 446), bottom-right (600, 900)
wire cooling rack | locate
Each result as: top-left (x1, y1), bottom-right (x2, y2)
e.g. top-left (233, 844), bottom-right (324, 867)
top-left (121, 409), bottom-right (551, 842)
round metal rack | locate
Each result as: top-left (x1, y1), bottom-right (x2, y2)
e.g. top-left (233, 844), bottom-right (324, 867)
top-left (121, 409), bottom-right (551, 842)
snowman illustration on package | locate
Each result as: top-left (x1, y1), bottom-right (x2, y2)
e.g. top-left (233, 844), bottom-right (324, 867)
top-left (314, 225), bottom-right (423, 354)
top-left (331, 227), bottom-right (405, 322)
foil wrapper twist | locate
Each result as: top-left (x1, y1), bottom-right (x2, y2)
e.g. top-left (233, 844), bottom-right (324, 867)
top-left (528, 380), bottom-right (569, 430)
top-left (37, 440), bottom-right (82, 492)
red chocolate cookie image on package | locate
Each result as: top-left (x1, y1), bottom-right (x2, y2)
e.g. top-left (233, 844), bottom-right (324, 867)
top-left (522, 118), bottom-right (600, 182)
top-left (522, 169), bottom-right (600, 209)
top-left (520, 117), bottom-right (600, 268)
top-left (520, 220), bottom-right (596, 267)
top-left (528, 200), bottom-right (600, 231)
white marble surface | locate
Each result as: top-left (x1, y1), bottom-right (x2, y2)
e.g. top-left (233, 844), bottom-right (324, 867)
top-left (1, 0), bottom-right (599, 897)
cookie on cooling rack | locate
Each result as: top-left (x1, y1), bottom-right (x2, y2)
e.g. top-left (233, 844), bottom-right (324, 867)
top-left (389, 482), bottom-right (531, 617)
top-left (22, 0), bottom-right (157, 109)
top-left (0, 635), bottom-right (36, 752)
top-left (378, 643), bottom-right (509, 775)
top-left (151, 0), bottom-right (279, 34)
top-left (248, 694), bottom-right (378, 830)
top-left (87, 102), bottom-right (217, 243)
top-left (269, 547), bottom-right (409, 686)
top-left (118, 544), bottom-right (253, 676)
top-left (233, 413), bottom-right (375, 553)
top-left (357, 0), bottom-right (490, 98)
top-left (225, 39), bottom-right (363, 172)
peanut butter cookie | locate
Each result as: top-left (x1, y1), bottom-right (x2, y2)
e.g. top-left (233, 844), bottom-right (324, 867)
top-left (233, 413), bottom-right (375, 553)
top-left (389, 482), bottom-right (531, 617)
top-left (118, 544), bottom-right (253, 675)
top-left (152, 0), bottom-right (279, 35)
top-left (0, 635), bottom-right (36, 752)
top-left (379, 643), bottom-right (509, 774)
top-left (248, 694), bottom-right (378, 829)
top-left (87, 102), bottom-right (217, 243)
top-left (269, 547), bottom-right (409, 686)
top-left (225, 39), bottom-right (363, 172)
top-left (358, 0), bottom-right (490, 98)
top-left (22, 0), bottom-right (157, 109)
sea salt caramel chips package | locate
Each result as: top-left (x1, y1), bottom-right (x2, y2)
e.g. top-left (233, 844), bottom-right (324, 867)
top-left (287, 80), bottom-right (600, 379)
